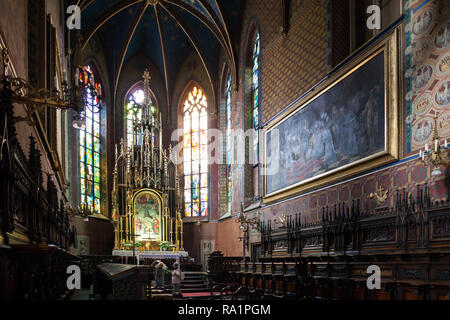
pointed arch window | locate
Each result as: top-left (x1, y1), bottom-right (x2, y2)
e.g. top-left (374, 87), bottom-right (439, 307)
top-left (244, 29), bottom-right (261, 207)
top-left (125, 85), bottom-right (157, 148)
top-left (183, 86), bottom-right (208, 217)
top-left (79, 66), bottom-right (101, 214)
top-left (225, 74), bottom-right (232, 214)
top-left (251, 33), bottom-right (260, 162)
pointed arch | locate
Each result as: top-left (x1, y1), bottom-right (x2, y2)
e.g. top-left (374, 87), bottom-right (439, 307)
top-left (245, 23), bottom-right (261, 160)
top-left (218, 63), bottom-right (233, 216)
top-left (79, 65), bottom-right (103, 214)
top-left (241, 19), bottom-right (262, 207)
top-left (81, 58), bottom-right (111, 217)
top-left (178, 81), bottom-right (209, 217)
top-left (124, 81), bottom-right (158, 148)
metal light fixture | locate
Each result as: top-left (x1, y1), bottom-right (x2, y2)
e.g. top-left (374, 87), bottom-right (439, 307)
top-left (0, 48), bottom-right (86, 127)
top-left (235, 203), bottom-right (260, 231)
top-left (418, 116), bottom-right (449, 176)
top-left (236, 203), bottom-right (261, 258)
top-left (65, 203), bottom-right (93, 219)
top-left (70, 65), bottom-right (103, 130)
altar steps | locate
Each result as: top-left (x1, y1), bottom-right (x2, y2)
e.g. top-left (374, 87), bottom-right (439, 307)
top-left (180, 272), bottom-right (209, 293)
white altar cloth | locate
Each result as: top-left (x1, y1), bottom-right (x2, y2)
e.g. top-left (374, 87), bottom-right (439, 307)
top-left (112, 250), bottom-right (188, 265)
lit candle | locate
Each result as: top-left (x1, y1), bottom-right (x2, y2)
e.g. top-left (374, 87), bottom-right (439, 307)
top-left (445, 139), bottom-right (448, 148)
top-left (435, 139), bottom-right (438, 152)
top-left (75, 68), bottom-right (79, 87)
top-left (425, 143), bottom-right (429, 152)
top-left (419, 150), bottom-right (422, 159)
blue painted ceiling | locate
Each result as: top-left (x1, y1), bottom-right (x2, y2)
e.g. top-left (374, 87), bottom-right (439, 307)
top-left (79, 0), bottom-right (244, 102)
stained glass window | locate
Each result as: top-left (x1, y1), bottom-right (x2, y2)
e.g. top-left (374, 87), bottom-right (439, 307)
top-left (183, 86), bottom-right (208, 217)
top-left (251, 33), bottom-right (260, 162)
top-left (126, 88), bottom-right (144, 149)
top-left (125, 86), bottom-right (156, 148)
top-left (225, 74), bottom-right (232, 214)
top-left (80, 66), bottom-right (101, 214)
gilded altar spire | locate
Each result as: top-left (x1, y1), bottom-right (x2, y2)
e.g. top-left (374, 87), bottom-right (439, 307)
top-left (143, 68), bottom-right (151, 108)
top-left (113, 68), bottom-right (180, 251)
top-left (143, 68), bottom-right (151, 84)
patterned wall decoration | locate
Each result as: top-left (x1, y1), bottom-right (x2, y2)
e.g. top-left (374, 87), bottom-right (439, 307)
top-left (261, 0), bottom-right (329, 123)
top-left (214, 0), bottom-right (450, 258)
top-left (404, 0), bottom-right (450, 155)
top-left (259, 157), bottom-right (449, 224)
top-left (252, 0), bottom-right (449, 227)
top-left (230, 0), bottom-right (330, 214)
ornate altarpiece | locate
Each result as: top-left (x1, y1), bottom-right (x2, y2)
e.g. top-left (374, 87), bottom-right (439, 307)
top-left (112, 70), bottom-right (183, 252)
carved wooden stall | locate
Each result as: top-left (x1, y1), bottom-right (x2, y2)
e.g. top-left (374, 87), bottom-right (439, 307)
top-left (0, 72), bottom-right (78, 299)
top-left (222, 184), bottom-right (450, 300)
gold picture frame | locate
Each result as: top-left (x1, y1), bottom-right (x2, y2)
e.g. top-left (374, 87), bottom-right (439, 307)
top-left (132, 189), bottom-right (163, 243)
top-left (262, 27), bottom-right (401, 204)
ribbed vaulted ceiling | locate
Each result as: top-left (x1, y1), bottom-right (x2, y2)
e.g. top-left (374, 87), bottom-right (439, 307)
top-left (76, 0), bottom-right (243, 104)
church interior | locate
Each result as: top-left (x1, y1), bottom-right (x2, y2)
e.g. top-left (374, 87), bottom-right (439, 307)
top-left (0, 0), bottom-right (449, 301)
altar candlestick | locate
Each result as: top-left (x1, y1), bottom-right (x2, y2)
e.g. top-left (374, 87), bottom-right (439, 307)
top-left (170, 217), bottom-right (173, 244)
top-left (75, 68), bottom-right (79, 87)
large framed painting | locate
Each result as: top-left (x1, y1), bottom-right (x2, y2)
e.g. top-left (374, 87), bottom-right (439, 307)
top-left (133, 190), bottom-right (162, 242)
top-left (263, 28), bottom-right (400, 203)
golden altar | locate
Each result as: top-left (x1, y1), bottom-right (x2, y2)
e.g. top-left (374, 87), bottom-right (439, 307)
top-left (111, 69), bottom-right (183, 252)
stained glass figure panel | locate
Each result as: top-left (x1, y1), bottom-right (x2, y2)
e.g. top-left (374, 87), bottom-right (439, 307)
top-left (193, 201), bottom-right (200, 217)
top-left (201, 202), bottom-right (208, 217)
top-left (225, 73), bottom-right (233, 214)
top-left (183, 86), bottom-right (208, 217)
top-left (80, 66), bottom-right (102, 214)
top-left (251, 34), bottom-right (261, 163)
top-left (125, 87), bottom-right (156, 149)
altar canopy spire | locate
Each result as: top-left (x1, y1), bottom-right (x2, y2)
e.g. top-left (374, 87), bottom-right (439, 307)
top-left (112, 68), bottom-right (182, 252)
top-left (143, 69), bottom-right (151, 107)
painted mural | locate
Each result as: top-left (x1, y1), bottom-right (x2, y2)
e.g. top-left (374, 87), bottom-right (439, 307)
top-left (134, 191), bottom-right (161, 242)
top-left (265, 51), bottom-right (385, 195)
top-left (405, 0), bottom-right (450, 154)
